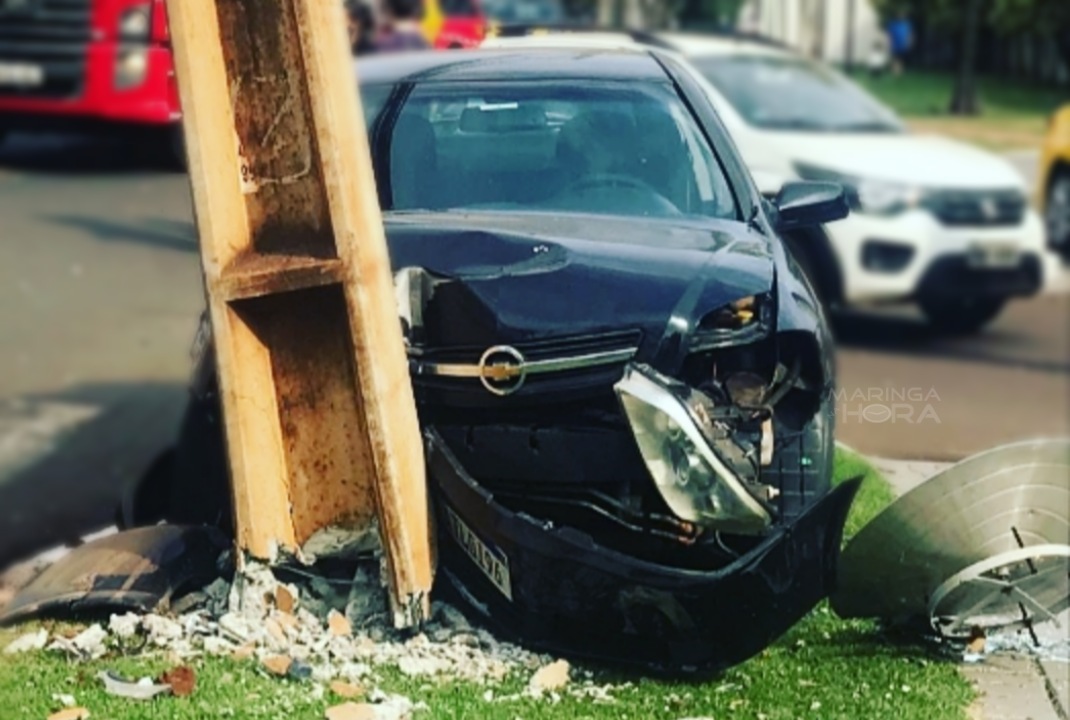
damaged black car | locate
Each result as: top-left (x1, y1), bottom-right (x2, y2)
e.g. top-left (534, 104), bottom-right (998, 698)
top-left (124, 48), bottom-right (860, 675)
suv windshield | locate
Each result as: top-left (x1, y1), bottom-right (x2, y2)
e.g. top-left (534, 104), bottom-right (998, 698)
top-left (694, 55), bottom-right (903, 133)
top-left (375, 81), bottom-right (738, 221)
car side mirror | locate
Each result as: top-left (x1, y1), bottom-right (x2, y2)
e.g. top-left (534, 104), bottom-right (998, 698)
top-left (773, 181), bottom-right (850, 231)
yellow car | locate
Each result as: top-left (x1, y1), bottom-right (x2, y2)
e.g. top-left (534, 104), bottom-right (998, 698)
top-left (1040, 104), bottom-right (1070, 260)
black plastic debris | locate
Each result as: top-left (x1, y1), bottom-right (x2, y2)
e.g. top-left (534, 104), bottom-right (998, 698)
top-left (0, 525), bottom-right (232, 626)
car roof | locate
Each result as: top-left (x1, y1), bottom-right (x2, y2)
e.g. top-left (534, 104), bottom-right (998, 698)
top-left (655, 31), bottom-right (796, 59)
top-left (355, 47), bottom-right (671, 86)
top-left (481, 32), bottom-right (645, 52)
top-left (480, 27), bottom-right (798, 61)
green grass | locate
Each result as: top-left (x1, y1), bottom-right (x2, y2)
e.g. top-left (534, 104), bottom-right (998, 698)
top-left (0, 451), bottom-right (973, 720)
top-left (850, 69), bottom-right (1063, 151)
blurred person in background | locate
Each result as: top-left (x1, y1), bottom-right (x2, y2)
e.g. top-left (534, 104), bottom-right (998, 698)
top-left (885, 10), bottom-right (914, 76)
top-left (376, 0), bottom-right (432, 52)
top-left (346, 0), bottom-right (379, 56)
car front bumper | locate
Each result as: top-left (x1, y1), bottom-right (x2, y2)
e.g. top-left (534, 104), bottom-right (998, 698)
top-left (828, 207), bottom-right (1048, 304)
top-left (426, 429), bottom-right (862, 676)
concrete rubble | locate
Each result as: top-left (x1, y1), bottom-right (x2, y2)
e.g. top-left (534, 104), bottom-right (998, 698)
top-left (46, 708), bottom-right (90, 720)
top-left (2, 559), bottom-right (629, 712)
top-left (3, 627), bottom-right (48, 654)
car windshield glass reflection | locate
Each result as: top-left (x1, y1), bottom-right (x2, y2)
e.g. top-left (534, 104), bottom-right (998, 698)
top-left (384, 81), bottom-right (739, 220)
top-left (695, 55), bottom-right (903, 133)
top-left (480, 0), bottom-right (565, 23)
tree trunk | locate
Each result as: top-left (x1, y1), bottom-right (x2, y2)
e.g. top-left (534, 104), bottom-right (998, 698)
top-left (949, 0), bottom-right (984, 115)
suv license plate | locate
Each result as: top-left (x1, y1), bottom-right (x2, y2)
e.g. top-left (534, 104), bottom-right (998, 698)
top-left (967, 242), bottom-right (1020, 269)
top-left (0, 62), bottom-right (45, 88)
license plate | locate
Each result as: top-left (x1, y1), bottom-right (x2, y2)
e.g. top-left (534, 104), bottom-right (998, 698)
top-left (966, 242), bottom-right (1020, 269)
top-left (443, 505), bottom-right (513, 601)
top-left (0, 62), bottom-right (44, 88)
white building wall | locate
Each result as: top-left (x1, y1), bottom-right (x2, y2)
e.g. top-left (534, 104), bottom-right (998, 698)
top-left (738, 0), bottom-right (884, 66)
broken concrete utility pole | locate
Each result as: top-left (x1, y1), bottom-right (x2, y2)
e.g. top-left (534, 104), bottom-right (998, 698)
top-left (165, 0), bottom-right (434, 628)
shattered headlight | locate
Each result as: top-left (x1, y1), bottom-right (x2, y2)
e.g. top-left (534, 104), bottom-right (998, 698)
top-left (615, 364), bottom-right (772, 536)
top-left (690, 293), bottom-right (774, 352)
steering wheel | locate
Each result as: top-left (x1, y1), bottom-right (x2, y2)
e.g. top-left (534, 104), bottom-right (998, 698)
top-left (564, 173), bottom-right (660, 196)
top-left (559, 173), bottom-right (681, 216)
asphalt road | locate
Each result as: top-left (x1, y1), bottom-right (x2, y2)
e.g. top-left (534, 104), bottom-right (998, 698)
top-left (0, 133), bottom-right (1067, 567)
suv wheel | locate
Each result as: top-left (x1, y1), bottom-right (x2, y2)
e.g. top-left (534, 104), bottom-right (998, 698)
top-left (1046, 170), bottom-right (1070, 260)
top-left (920, 295), bottom-right (1006, 335)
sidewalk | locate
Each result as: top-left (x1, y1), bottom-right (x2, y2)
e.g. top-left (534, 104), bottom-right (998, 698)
top-left (869, 456), bottom-right (1069, 720)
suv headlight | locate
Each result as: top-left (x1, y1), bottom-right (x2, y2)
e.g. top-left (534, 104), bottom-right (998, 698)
top-left (795, 163), bottom-right (921, 217)
top-left (615, 364), bottom-right (772, 535)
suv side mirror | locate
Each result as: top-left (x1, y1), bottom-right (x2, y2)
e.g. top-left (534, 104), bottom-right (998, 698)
top-left (773, 181), bottom-right (850, 231)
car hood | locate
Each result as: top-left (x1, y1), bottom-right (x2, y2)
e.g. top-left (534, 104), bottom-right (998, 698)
top-left (384, 211), bottom-right (775, 359)
top-left (767, 132), bottom-right (1027, 190)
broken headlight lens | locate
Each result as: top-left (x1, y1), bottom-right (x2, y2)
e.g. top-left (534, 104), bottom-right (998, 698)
top-left (690, 293), bottom-right (774, 351)
top-left (615, 364), bottom-right (772, 536)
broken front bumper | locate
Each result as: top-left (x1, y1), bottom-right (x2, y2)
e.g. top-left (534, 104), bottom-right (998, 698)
top-left (426, 430), bottom-right (862, 675)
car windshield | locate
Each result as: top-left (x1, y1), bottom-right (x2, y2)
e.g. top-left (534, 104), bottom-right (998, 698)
top-left (370, 81), bottom-right (738, 221)
top-left (440, 0), bottom-right (477, 14)
top-left (693, 55), bottom-right (903, 133)
top-left (480, 0), bottom-right (565, 23)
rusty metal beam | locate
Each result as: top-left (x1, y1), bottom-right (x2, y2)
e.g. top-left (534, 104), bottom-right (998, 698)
top-left (166, 0), bottom-right (434, 627)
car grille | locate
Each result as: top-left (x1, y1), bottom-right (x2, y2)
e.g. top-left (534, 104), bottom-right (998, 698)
top-left (0, 0), bottom-right (92, 100)
top-left (923, 189), bottom-right (1026, 228)
top-left (411, 329), bottom-right (643, 397)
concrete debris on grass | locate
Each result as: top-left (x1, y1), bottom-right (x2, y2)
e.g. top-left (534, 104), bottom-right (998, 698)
top-left (98, 671), bottom-right (172, 701)
top-left (529, 659), bottom-right (570, 695)
top-left (46, 708), bottom-right (91, 720)
top-left (47, 624), bottom-right (108, 660)
top-left (159, 666), bottom-right (197, 697)
top-left (52, 693), bottom-right (77, 708)
top-left (7, 558), bottom-right (627, 710)
top-left (962, 615), bottom-right (1070, 664)
top-left (330, 680), bottom-right (365, 699)
top-left (4, 627), bottom-right (48, 654)
top-left (325, 692), bottom-right (426, 720)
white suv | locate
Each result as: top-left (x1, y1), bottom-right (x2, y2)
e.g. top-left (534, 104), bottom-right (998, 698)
top-left (483, 29), bottom-right (1052, 334)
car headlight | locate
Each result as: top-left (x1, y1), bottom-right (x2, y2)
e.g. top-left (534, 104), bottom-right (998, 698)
top-left (795, 163), bottom-right (921, 217)
top-left (119, 4), bottom-right (151, 40)
top-left (615, 364), bottom-right (772, 535)
top-left (689, 293), bottom-right (774, 352)
top-left (854, 177), bottom-right (921, 216)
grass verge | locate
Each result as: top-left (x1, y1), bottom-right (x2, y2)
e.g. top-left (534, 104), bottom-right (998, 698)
top-left (0, 450), bottom-right (973, 720)
top-left (851, 69), bottom-right (1063, 151)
